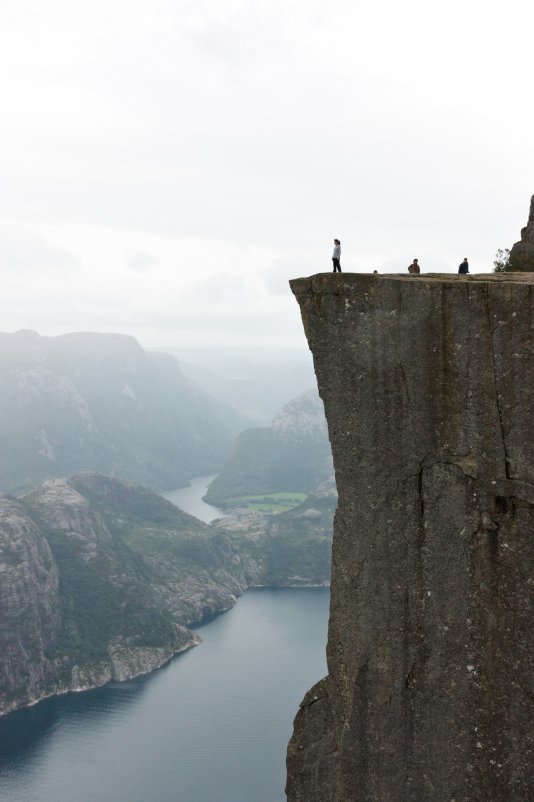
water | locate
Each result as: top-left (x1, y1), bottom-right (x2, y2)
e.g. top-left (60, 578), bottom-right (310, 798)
top-left (0, 588), bottom-right (329, 802)
top-left (161, 474), bottom-right (224, 523)
top-left (1, 476), bottom-right (331, 801)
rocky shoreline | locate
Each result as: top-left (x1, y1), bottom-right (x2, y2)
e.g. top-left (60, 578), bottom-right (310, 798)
top-left (1, 472), bottom-right (333, 717)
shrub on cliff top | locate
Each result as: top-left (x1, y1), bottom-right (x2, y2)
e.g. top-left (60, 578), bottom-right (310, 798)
top-left (493, 248), bottom-right (511, 272)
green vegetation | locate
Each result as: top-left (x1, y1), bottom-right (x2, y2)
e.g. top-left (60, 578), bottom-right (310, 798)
top-left (204, 423), bottom-right (332, 508)
top-left (226, 491), bottom-right (308, 514)
top-left (493, 248), bottom-right (511, 272)
top-left (254, 483), bottom-right (336, 585)
top-left (43, 530), bottom-right (176, 662)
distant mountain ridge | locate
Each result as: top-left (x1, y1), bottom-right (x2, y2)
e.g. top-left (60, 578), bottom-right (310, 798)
top-left (157, 345), bottom-right (316, 425)
top-left (204, 389), bottom-right (333, 507)
top-left (0, 330), bottom-right (248, 494)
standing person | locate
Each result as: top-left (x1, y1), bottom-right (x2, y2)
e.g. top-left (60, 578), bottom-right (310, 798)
top-left (332, 239), bottom-right (342, 272)
top-left (458, 257), bottom-right (469, 274)
top-left (407, 258), bottom-right (420, 274)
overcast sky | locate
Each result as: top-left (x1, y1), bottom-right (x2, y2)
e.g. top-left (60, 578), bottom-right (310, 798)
top-left (1, 0), bottom-right (533, 350)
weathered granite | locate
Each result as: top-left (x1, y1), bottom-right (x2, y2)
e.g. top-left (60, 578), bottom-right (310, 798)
top-left (287, 272), bottom-right (534, 802)
top-left (510, 195), bottom-right (534, 271)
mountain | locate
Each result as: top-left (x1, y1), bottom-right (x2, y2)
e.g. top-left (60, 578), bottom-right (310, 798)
top-left (204, 389), bottom-right (333, 508)
top-left (0, 472), bottom-right (332, 716)
top-left (217, 477), bottom-right (336, 586)
top-left (0, 330), bottom-right (248, 494)
top-left (156, 345), bottom-right (316, 425)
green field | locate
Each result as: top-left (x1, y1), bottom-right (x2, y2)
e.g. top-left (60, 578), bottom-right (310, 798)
top-left (229, 492), bottom-right (308, 514)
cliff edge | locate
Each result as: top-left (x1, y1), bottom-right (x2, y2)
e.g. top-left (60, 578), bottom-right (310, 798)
top-left (287, 273), bottom-right (534, 802)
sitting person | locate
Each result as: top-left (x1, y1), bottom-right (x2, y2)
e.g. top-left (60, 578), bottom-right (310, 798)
top-left (458, 258), bottom-right (469, 274)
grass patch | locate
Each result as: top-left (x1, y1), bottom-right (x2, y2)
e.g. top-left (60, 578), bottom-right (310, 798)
top-left (229, 492), bottom-right (307, 514)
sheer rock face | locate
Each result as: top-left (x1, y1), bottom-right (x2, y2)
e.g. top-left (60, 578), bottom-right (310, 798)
top-left (510, 195), bottom-right (534, 271)
top-left (0, 495), bottom-right (62, 713)
top-left (287, 273), bottom-right (534, 802)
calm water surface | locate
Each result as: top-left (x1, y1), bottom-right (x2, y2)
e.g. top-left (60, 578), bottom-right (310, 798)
top-left (161, 475), bottom-right (223, 523)
top-left (0, 588), bottom-right (329, 802)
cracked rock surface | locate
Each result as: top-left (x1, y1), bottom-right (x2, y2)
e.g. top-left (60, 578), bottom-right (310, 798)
top-left (287, 272), bottom-right (534, 802)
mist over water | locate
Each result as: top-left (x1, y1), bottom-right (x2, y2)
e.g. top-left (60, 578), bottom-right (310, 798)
top-left (0, 588), bottom-right (329, 802)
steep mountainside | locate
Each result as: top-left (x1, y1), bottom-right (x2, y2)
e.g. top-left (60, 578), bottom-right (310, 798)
top-left (204, 389), bottom-right (332, 507)
top-left (287, 273), bottom-right (534, 802)
top-left (0, 472), bottom-right (332, 716)
top-left (0, 495), bottom-right (62, 715)
top-left (0, 330), bottom-right (247, 494)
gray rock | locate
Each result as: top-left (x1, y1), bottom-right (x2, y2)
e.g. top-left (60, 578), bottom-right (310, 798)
top-left (0, 494), bottom-right (62, 714)
top-left (287, 273), bottom-right (534, 802)
top-left (509, 195), bottom-right (534, 271)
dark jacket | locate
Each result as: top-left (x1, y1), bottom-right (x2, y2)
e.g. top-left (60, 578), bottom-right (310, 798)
top-left (458, 261), bottom-right (469, 274)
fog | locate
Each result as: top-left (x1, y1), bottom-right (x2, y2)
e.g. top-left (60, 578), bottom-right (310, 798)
top-left (1, 0), bottom-right (533, 348)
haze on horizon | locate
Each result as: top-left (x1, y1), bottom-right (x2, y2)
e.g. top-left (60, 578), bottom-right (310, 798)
top-left (1, 0), bottom-right (533, 350)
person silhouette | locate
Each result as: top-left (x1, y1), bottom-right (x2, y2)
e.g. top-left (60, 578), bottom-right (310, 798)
top-left (332, 239), bottom-right (342, 272)
top-left (458, 258), bottom-right (469, 274)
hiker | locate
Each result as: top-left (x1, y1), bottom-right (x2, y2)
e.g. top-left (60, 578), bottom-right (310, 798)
top-left (332, 239), bottom-right (342, 272)
top-left (407, 258), bottom-right (420, 274)
top-left (458, 257), bottom-right (469, 274)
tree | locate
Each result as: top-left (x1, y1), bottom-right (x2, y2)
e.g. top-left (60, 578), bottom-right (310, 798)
top-left (493, 248), bottom-right (511, 272)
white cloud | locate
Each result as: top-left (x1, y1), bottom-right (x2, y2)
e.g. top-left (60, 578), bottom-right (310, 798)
top-left (0, 221), bottom-right (80, 273)
top-left (0, 0), bottom-right (532, 347)
top-left (126, 250), bottom-right (159, 272)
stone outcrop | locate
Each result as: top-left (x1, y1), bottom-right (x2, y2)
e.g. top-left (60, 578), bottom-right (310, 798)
top-left (287, 273), bottom-right (534, 802)
top-left (509, 195), bottom-right (534, 271)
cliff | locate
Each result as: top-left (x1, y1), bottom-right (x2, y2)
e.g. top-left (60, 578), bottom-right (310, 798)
top-left (287, 273), bottom-right (534, 802)
top-left (0, 495), bottom-right (62, 713)
top-left (509, 195), bottom-right (534, 271)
